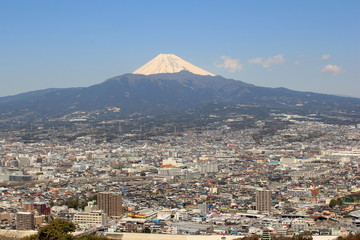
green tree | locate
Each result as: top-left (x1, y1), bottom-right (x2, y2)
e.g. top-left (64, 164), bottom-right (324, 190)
top-left (22, 236), bottom-right (39, 240)
top-left (78, 201), bottom-right (88, 210)
top-left (22, 219), bottom-right (76, 240)
top-left (337, 232), bottom-right (360, 240)
top-left (88, 194), bottom-right (97, 202)
top-left (292, 232), bottom-right (313, 240)
top-left (22, 219), bottom-right (111, 240)
top-left (329, 199), bottom-right (337, 208)
top-left (67, 198), bottom-right (80, 209)
top-left (38, 219), bottom-right (76, 240)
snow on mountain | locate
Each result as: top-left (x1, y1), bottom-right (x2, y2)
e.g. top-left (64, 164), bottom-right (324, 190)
top-left (133, 54), bottom-right (215, 76)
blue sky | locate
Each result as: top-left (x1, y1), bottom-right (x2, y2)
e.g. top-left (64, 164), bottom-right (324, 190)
top-left (1, 0), bottom-right (359, 97)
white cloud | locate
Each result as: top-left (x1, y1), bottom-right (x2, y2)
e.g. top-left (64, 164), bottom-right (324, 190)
top-left (294, 61), bottom-right (301, 65)
top-left (248, 54), bottom-right (285, 68)
top-left (322, 54), bottom-right (331, 60)
top-left (216, 56), bottom-right (243, 72)
top-left (321, 64), bottom-right (344, 75)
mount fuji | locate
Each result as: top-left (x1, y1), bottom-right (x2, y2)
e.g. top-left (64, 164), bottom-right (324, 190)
top-left (0, 54), bottom-right (359, 124)
top-left (133, 54), bottom-right (215, 76)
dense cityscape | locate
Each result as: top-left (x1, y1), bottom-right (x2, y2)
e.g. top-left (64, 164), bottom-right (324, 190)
top-left (0, 111), bottom-right (359, 239)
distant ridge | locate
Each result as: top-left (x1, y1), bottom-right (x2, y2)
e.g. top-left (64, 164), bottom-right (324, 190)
top-left (133, 54), bottom-right (215, 76)
top-left (0, 58), bottom-right (359, 124)
top-left (0, 70), bottom-right (359, 124)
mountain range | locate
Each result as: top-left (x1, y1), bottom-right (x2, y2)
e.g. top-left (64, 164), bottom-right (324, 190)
top-left (0, 54), bottom-right (359, 124)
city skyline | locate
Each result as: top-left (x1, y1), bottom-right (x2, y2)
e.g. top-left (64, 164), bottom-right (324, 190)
top-left (1, 0), bottom-right (359, 98)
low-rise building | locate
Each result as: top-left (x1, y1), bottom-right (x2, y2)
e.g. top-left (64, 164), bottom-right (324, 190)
top-left (73, 211), bottom-right (107, 227)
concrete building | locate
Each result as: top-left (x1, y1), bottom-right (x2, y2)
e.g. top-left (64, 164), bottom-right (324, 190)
top-left (24, 202), bottom-right (51, 215)
top-left (256, 190), bottom-right (271, 213)
top-left (73, 211), bottom-right (107, 227)
top-left (197, 162), bottom-right (219, 174)
top-left (199, 202), bottom-right (208, 215)
top-left (16, 212), bottom-right (34, 230)
top-left (97, 192), bottom-right (122, 217)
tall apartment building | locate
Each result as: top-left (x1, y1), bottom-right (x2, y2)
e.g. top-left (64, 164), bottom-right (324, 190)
top-left (16, 212), bottom-right (35, 230)
top-left (97, 192), bottom-right (123, 217)
top-left (256, 190), bottom-right (271, 213)
top-left (199, 202), bottom-right (209, 215)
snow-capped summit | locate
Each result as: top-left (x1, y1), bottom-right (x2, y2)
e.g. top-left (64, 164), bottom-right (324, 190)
top-left (133, 54), bottom-right (215, 76)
